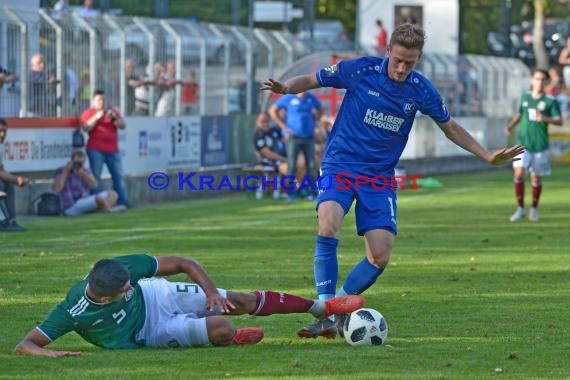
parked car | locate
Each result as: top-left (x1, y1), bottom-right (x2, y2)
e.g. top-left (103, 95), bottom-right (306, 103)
top-left (487, 25), bottom-right (534, 65)
top-left (521, 18), bottom-right (570, 63)
top-left (296, 19), bottom-right (354, 52)
top-left (487, 18), bottom-right (570, 66)
top-left (104, 20), bottom-right (243, 65)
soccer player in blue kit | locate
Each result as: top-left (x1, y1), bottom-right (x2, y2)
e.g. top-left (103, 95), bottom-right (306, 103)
top-left (262, 23), bottom-right (525, 338)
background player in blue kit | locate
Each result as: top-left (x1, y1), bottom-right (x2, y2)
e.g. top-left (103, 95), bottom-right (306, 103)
top-left (262, 23), bottom-right (525, 338)
top-left (269, 91), bottom-right (323, 201)
top-left (14, 254), bottom-right (363, 356)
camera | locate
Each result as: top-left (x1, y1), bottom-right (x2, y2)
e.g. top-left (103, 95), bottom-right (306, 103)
top-left (106, 109), bottom-right (117, 122)
top-left (73, 161), bottom-right (83, 170)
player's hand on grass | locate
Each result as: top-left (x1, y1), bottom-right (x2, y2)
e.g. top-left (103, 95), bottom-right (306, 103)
top-left (206, 293), bottom-right (236, 314)
top-left (488, 144), bottom-right (525, 165)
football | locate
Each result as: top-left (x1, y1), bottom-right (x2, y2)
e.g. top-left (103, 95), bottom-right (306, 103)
top-left (342, 308), bottom-right (388, 346)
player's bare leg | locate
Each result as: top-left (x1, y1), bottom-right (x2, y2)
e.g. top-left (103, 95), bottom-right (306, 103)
top-left (205, 315), bottom-right (263, 346)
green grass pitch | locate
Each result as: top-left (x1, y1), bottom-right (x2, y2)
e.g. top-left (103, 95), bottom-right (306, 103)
top-left (1, 165), bottom-right (569, 379)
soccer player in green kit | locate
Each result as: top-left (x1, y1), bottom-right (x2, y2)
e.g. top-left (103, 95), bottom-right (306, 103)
top-left (504, 68), bottom-right (563, 222)
top-left (14, 254), bottom-right (363, 357)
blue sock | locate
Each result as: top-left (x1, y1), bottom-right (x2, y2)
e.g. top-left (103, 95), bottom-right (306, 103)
top-left (341, 258), bottom-right (384, 294)
top-left (336, 287), bottom-right (347, 297)
top-left (314, 235), bottom-right (339, 300)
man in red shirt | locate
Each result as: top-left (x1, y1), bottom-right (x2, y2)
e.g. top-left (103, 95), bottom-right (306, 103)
top-left (375, 19), bottom-right (388, 57)
top-left (81, 89), bottom-right (129, 208)
top-left (182, 70), bottom-right (200, 115)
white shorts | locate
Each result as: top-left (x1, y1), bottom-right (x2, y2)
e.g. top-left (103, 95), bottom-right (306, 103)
top-left (135, 278), bottom-right (227, 348)
top-left (64, 191), bottom-right (108, 216)
top-left (513, 150), bottom-right (551, 176)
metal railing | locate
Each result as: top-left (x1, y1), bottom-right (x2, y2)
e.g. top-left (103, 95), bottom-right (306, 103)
top-left (0, 6), bottom-right (306, 118)
top-left (1, 6), bottom-right (531, 119)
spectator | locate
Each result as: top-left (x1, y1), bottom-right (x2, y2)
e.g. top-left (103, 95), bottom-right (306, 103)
top-left (81, 89), bottom-right (130, 208)
top-left (155, 62), bottom-right (183, 117)
top-left (125, 58), bottom-right (145, 116)
top-left (78, 0), bottom-right (99, 22)
top-left (504, 68), bottom-right (563, 222)
top-left (62, 54), bottom-right (79, 116)
top-left (0, 118), bottom-right (29, 232)
top-left (253, 111), bottom-right (288, 177)
top-left (53, 150), bottom-right (123, 216)
top-left (398, 7), bottom-right (418, 26)
top-left (23, 53), bottom-right (60, 117)
top-left (239, 78), bottom-right (262, 114)
top-left (315, 115), bottom-right (334, 173)
top-left (78, 65), bottom-right (92, 111)
top-left (456, 62), bottom-right (480, 115)
top-left (558, 36), bottom-right (570, 89)
top-left (545, 66), bottom-right (569, 118)
top-left (53, 0), bottom-right (70, 11)
top-left (269, 92), bottom-right (322, 201)
top-left (131, 64), bottom-right (156, 116)
top-left (228, 80), bottom-right (241, 114)
top-left (375, 19), bottom-right (388, 57)
top-left (150, 63), bottom-right (165, 112)
top-left (0, 65), bottom-right (18, 92)
top-left (181, 70), bottom-right (200, 115)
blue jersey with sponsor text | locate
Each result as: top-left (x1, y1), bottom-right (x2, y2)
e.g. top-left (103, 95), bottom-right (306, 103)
top-left (316, 56), bottom-right (450, 177)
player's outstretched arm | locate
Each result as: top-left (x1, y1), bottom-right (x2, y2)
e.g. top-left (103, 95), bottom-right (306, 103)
top-left (155, 256), bottom-right (235, 313)
top-left (436, 119), bottom-right (525, 165)
top-left (261, 74), bottom-right (320, 95)
top-left (14, 329), bottom-right (81, 357)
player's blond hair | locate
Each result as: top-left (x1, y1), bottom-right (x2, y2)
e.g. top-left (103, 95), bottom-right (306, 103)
top-left (389, 23), bottom-right (425, 52)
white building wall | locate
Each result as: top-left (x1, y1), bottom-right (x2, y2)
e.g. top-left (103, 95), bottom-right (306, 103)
top-left (357, 0), bottom-right (459, 55)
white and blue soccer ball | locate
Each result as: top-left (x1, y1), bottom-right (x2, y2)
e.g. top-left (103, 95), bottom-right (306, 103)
top-left (342, 308), bottom-right (388, 346)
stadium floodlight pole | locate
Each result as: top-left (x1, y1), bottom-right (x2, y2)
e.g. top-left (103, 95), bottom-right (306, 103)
top-left (103, 14), bottom-right (126, 116)
top-left (488, 56), bottom-right (506, 117)
top-left (231, 26), bottom-right (253, 114)
top-left (186, 22), bottom-right (207, 116)
top-left (232, 0), bottom-right (241, 26)
top-left (270, 30), bottom-right (293, 67)
top-left (208, 23), bottom-right (231, 115)
top-left (248, 0), bottom-right (254, 30)
top-left (2, 6), bottom-right (28, 116)
top-left (160, 20), bottom-right (182, 117)
top-left (133, 17), bottom-right (156, 116)
top-left (432, 54), bottom-right (450, 104)
top-left (254, 29), bottom-right (273, 79)
top-left (38, 9), bottom-right (63, 117)
top-left (72, 12), bottom-right (97, 104)
top-left (465, 54), bottom-right (490, 114)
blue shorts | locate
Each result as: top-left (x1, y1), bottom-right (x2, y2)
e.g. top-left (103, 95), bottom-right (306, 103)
top-left (316, 172), bottom-right (398, 236)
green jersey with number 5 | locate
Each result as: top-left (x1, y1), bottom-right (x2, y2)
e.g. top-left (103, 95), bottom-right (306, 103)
top-left (37, 254), bottom-right (158, 349)
top-left (517, 92), bottom-right (561, 152)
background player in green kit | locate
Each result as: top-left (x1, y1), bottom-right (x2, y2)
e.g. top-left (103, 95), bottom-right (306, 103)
top-left (14, 254), bottom-right (363, 357)
top-left (504, 68), bottom-right (563, 222)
